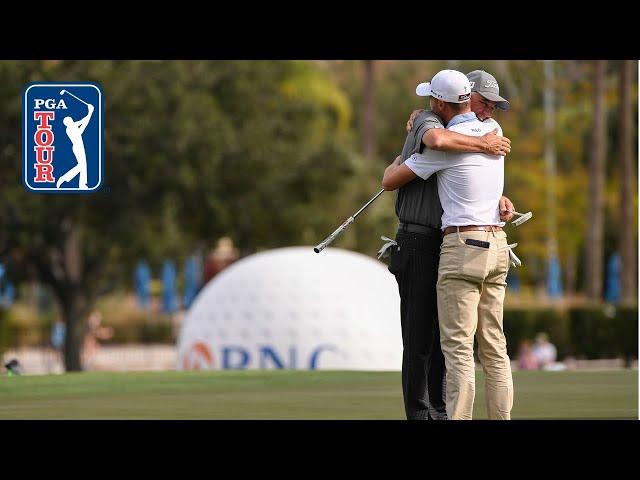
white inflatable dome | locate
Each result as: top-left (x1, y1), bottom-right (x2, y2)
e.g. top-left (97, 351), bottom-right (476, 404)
top-left (177, 247), bottom-right (402, 371)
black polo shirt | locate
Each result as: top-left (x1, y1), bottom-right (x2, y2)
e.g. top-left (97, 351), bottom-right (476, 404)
top-left (395, 110), bottom-right (444, 229)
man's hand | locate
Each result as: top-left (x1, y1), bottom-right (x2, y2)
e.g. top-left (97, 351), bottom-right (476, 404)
top-left (482, 129), bottom-right (511, 156)
top-left (406, 109), bottom-right (425, 132)
top-left (382, 155), bottom-right (417, 191)
top-left (500, 196), bottom-right (515, 222)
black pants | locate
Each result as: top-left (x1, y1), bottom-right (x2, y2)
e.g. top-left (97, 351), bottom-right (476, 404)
top-left (388, 229), bottom-right (447, 420)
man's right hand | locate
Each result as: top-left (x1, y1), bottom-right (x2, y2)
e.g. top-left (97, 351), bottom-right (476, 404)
top-left (482, 129), bottom-right (511, 156)
top-left (406, 109), bottom-right (425, 132)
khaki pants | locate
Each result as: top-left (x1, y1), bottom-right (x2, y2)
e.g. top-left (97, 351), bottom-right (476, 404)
top-left (437, 229), bottom-right (513, 420)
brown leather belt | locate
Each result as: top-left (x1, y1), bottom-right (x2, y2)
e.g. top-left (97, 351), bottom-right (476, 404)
top-left (443, 225), bottom-right (503, 236)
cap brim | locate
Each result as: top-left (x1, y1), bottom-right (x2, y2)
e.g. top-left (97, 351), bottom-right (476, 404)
top-left (477, 91), bottom-right (510, 110)
top-left (416, 82), bottom-right (432, 97)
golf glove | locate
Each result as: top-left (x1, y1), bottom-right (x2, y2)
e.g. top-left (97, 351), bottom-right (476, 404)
top-left (507, 243), bottom-right (522, 268)
top-left (377, 236), bottom-right (398, 260)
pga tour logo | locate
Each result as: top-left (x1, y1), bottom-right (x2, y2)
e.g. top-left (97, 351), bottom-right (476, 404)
top-left (22, 82), bottom-right (103, 193)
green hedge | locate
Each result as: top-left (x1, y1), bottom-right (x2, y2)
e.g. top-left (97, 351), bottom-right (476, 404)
top-left (0, 307), bottom-right (176, 348)
top-left (504, 305), bottom-right (638, 362)
top-left (107, 321), bottom-right (175, 344)
top-left (503, 308), bottom-right (570, 359)
top-left (2, 305), bottom-right (638, 360)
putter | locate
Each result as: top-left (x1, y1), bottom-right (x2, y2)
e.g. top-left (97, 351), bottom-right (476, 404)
top-left (510, 210), bottom-right (533, 226)
top-left (60, 89), bottom-right (90, 107)
top-left (314, 189), bottom-right (385, 253)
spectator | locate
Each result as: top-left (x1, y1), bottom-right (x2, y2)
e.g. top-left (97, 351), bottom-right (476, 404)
top-left (517, 340), bottom-right (539, 370)
top-left (82, 311), bottom-right (114, 370)
top-left (202, 237), bottom-right (239, 285)
top-left (51, 319), bottom-right (65, 352)
top-left (532, 332), bottom-right (557, 369)
top-left (45, 318), bottom-right (66, 373)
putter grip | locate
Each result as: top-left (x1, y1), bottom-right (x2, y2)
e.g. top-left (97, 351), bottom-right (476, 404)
top-left (314, 216), bottom-right (354, 253)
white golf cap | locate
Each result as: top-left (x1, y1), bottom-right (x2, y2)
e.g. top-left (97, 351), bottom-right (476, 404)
top-left (416, 69), bottom-right (472, 103)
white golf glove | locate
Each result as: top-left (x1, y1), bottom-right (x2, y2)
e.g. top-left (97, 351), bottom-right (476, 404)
top-left (377, 236), bottom-right (398, 260)
top-left (507, 243), bottom-right (522, 267)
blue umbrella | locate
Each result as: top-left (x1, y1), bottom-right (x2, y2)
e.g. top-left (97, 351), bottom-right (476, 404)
top-left (1, 281), bottom-right (15, 307)
top-left (134, 260), bottom-right (151, 310)
top-left (183, 256), bottom-right (201, 310)
top-left (162, 260), bottom-right (177, 314)
top-left (0, 263), bottom-right (15, 308)
top-left (506, 270), bottom-right (521, 293)
top-left (546, 256), bottom-right (563, 298)
top-left (604, 252), bottom-right (621, 304)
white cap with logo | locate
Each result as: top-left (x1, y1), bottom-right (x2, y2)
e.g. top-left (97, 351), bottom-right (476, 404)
top-left (416, 69), bottom-right (472, 103)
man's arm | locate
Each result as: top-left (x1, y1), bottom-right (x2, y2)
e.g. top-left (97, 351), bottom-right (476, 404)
top-left (382, 149), bottom-right (447, 191)
top-left (382, 156), bottom-right (417, 191)
top-left (423, 128), bottom-right (510, 156)
top-left (406, 109), bottom-right (511, 156)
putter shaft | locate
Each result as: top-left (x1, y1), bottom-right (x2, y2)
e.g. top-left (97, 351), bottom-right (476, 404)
top-left (314, 189), bottom-right (385, 253)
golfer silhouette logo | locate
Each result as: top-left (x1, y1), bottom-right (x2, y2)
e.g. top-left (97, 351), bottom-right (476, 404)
top-left (22, 82), bottom-right (103, 193)
top-left (57, 90), bottom-right (94, 189)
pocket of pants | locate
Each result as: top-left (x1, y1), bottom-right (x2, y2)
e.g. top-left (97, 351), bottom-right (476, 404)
top-left (459, 243), bottom-right (491, 281)
top-left (387, 245), bottom-right (407, 276)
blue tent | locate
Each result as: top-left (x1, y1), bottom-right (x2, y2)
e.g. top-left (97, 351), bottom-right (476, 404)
top-left (162, 260), bottom-right (177, 314)
top-left (134, 261), bottom-right (151, 310)
top-left (604, 252), bottom-right (621, 304)
top-left (546, 256), bottom-right (563, 298)
top-left (183, 256), bottom-right (201, 310)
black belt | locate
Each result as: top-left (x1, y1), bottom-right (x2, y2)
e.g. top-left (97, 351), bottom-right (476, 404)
top-left (398, 222), bottom-right (442, 237)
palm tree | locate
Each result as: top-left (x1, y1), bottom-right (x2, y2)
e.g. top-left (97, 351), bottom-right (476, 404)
top-left (544, 60), bottom-right (561, 298)
top-left (619, 60), bottom-right (636, 303)
top-left (362, 60), bottom-right (376, 160)
top-left (585, 60), bottom-right (607, 300)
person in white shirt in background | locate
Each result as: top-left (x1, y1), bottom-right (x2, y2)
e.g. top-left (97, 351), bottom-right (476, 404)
top-left (533, 332), bottom-right (558, 369)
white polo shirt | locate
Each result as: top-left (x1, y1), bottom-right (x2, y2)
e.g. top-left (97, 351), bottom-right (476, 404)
top-left (404, 112), bottom-right (505, 230)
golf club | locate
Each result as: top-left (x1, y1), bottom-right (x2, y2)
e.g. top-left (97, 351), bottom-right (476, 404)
top-left (60, 89), bottom-right (90, 107)
top-left (510, 210), bottom-right (533, 227)
top-left (314, 189), bottom-right (385, 253)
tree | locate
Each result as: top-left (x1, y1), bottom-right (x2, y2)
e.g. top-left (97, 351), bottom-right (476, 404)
top-left (618, 59), bottom-right (637, 303)
top-left (585, 61), bottom-right (607, 300)
top-left (0, 60), bottom-right (356, 370)
top-left (361, 60), bottom-right (376, 161)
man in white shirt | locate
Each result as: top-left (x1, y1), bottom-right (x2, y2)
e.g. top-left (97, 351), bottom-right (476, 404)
top-left (382, 69), bottom-right (513, 420)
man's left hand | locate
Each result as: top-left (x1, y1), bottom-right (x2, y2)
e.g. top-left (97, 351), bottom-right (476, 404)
top-left (406, 109), bottom-right (425, 132)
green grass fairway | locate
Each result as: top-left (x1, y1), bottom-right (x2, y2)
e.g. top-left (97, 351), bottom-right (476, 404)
top-left (0, 370), bottom-right (636, 419)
